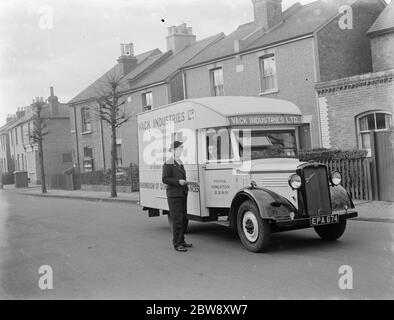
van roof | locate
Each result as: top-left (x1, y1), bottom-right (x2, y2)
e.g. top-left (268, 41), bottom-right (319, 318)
top-left (185, 96), bottom-right (301, 117)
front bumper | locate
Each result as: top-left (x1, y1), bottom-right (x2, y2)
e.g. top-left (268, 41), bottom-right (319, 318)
top-left (271, 210), bottom-right (358, 232)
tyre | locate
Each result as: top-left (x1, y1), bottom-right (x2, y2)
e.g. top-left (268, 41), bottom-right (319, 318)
top-left (314, 220), bottom-right (347, 241)
top-left (167, 213), bottom-right (188, 234)
top-left (237, 200), bottom-right (270, 252)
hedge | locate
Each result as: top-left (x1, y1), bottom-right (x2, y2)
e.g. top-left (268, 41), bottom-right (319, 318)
top-left (298, 148), bottom-right (368, 161)
top-left (1, 173), bottom-right (15, 185)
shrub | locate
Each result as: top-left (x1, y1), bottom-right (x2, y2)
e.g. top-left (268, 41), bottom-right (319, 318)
top-left (298, 148), bottom-right (368, 161)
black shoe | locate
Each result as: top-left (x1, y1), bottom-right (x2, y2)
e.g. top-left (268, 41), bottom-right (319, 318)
top-left (181, 242), bottom-right (193, 248)
top-left (174, 246), bottom-right (188, 252)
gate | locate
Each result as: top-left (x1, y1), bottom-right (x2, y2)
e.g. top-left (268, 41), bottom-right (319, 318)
top-left (370, 130), bottom-right (394, 201)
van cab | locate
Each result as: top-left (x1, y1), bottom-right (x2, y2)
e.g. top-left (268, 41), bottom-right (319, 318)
top-left (137, 96), bottom-right (357, 252)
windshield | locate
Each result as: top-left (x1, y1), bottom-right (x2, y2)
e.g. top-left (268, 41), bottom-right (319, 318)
top-left (234, 130), bottom-right (297, 160)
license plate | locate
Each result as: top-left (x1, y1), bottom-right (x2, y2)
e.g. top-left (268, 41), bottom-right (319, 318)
top-left (310, 214), bottom-right (339, 226)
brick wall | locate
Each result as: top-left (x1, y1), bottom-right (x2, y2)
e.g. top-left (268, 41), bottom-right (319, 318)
top-left (71, 83), bottom-right (171, 172)
top-left (120, 84), bottom-right (169, 167)
top-left (316, 70), bottom-right (394, 149)
top-left (316, 0), bottom-right (385, 82)
top-left (370, 33), bottom-right (394, 72)
top-left (43, 118), bottom-right (73, 175)
top-left (169, 72), bottom-right (184, 103)
top-left (184, 37), bottom-right (321, 148)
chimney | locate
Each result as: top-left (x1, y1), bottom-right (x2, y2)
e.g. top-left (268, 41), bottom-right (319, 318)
top-left (166, 23), bottom-right (196, 54)
top-left (252, 0), bottom-right (283, 30)
top-left (6, 114), bottom-right (16, 123)
top-left (117, 43), bottom-right (138, 75)
top-left (16, 107), bottom-right (25, 119)
top-left (48, 86), bottom-right (59, 115)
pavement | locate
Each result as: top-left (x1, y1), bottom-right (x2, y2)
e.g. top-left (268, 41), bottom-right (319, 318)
top-left (1, 184), bottom-right (392, 222)
top-left (1, 184), bottom-right (140, 204)
top-left (0, 190), bottom-right (393, 299)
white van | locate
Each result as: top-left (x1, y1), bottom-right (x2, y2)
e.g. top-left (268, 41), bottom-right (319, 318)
top-left (137, 96), bottom-right (357, 252)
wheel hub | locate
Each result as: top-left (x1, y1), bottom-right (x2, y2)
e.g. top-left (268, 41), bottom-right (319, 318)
top-left (242, 211), bottom-right (259, 243)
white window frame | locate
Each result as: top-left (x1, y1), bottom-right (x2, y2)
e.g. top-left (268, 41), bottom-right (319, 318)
top-left (142, 92), bottom-right (153, 111)
top-left (356, 111), bottom-right (392, 154)
top-left (210, 68), bottom-right (224, 96)
top-left (81, 107), bottom-right (92, 133)
top-left (259, 54), bottom-right (278, 94)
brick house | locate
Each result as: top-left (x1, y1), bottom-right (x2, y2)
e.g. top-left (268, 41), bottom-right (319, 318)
top-left (316, 0), bottom-right (393, 152)
top-left (68, 25), bottom-right (223, 171)
top-left (2, 88), bottom-right (72, 184)
top-left (0, 116), bottom-right (17, 175)
top-left (181, 0), bottom-right (386, 150)
top-left (68, 46), bottom-right (164, 172)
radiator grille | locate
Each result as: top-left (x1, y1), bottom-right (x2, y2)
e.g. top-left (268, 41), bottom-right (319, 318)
top-left (302, 166), bottom-right (331, 216)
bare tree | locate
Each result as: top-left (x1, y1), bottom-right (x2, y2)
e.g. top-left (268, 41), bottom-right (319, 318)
top-left (30, 98), bottom-right (48, 194)
top-left (94, 73), bottom-right (131, 198)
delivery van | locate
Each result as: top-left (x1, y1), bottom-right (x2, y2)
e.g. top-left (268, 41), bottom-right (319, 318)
top-left (136, 96), bottom-right (357, 252)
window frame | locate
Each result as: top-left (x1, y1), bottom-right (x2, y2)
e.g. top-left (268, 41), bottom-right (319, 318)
top-left (142, 92), bottom-right (153, 111)
top-left (203, 127), bottom-right (237, 164)
top-left (210, 67), bottom-right (224, 97)
top-left (356, 111), bottom-right (392, 152)
top-left (259, 54), bottom-right (278, 94)
top-left (81, 107), bottom-right (92, 133)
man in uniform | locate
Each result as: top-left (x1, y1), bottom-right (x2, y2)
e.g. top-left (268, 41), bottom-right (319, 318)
top-left (162, 141), bottom-right (193, 252)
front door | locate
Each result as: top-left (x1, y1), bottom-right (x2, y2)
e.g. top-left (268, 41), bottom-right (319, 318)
top-left (202, 128), bottom-right (238, 208)
top-left (299, 123), bottom-right (311, 150)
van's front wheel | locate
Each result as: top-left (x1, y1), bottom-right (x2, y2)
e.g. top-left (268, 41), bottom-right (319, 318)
top-left (237, 200), bottom-right (270, 252)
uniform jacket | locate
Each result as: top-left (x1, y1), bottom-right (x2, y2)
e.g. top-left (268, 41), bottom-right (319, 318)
top-left (162, 158), bottom-right (188, 198)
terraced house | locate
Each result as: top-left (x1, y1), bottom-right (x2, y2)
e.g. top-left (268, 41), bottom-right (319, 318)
top-left (0, 116), bottom-right (17, 175)
top-left (180, 0), bottom-right (387, 149)
top-left (316, 0), bottom-right (393, 152)
top-left (0, 88), bottom-right (72, 184)
top-left (68, 25), bottom-right (223, 170)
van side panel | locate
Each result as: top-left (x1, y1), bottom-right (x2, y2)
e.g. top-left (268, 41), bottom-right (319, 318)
top-left (137, 102), bottom-right (202, 216)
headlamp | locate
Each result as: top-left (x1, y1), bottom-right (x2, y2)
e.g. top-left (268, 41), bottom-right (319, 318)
top-left (288, 174), bottom-right (302, 190)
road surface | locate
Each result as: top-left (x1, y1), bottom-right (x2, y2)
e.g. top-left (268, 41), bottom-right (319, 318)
top-left (0, 191), bottom-right (393, 299)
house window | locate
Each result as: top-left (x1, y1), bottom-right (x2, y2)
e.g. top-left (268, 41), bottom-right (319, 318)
top-left (20, 125), bottom-right (24, 145)
top-left (357, 111), bottom-right (392, 150)
top-left (142, 92), bottom-right (153, 111)
top-left (81, 107), bottom-right (92, 132)
top-left (210, 68), bottom-right (224, 96)
top-left (84, 146), bottom-right (93, 158)
top-left (116, 144), bottom-right (122, 168)
top-left (259, 55), bottom-right (277, 92)
top-left (15, 128), bottom-right (18, 146)
top-left (83, 146), bottom-right (93, 171)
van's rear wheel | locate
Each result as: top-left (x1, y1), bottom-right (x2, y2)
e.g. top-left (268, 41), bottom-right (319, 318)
top-left (314, 220), bottom-right (346, 241)
top-left (237, 200), bottom-right (270, 252)
top-left (167, 213), bottom-right (188, 234)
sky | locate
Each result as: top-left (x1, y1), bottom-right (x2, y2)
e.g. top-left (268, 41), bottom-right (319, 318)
top-left (0, 0), bottom-right (389, 127)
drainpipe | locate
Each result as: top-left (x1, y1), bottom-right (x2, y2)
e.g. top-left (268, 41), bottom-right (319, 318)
top-left (99, 104), bottom-right (106, 170)
top-left (72, 105), bottom-right (80, 168)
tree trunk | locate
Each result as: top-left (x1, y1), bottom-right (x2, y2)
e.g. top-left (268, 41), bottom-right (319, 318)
top-left (110, 124), bottom-right (117, 198)
top-left (38, 114), bottom-right (46, 193)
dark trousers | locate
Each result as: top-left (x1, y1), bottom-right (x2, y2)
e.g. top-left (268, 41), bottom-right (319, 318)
top-left (167, 196), bottom-right (188, 248)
